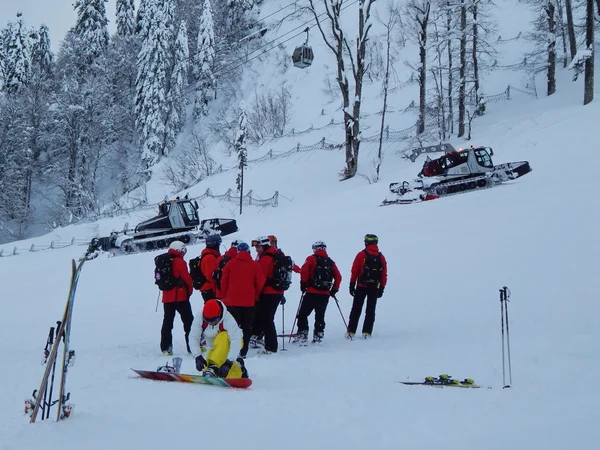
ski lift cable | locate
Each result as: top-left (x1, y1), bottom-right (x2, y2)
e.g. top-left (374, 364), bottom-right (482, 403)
top-left (185, 0), bottom-right (360, 94)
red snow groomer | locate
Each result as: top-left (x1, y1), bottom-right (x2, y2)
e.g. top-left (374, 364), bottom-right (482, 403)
top-left (382, 146), bottom-right (532, 205)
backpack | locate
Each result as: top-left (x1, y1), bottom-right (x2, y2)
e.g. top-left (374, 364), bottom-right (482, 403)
top-left (189, 255), bottom-right (207, 290)
top-left (212, 255), bottom-right (232, 290)
top-left (154, 253), bottom-right (178, 291)
top-left (359, 250), bottom-right (384, 287)
top-left (265, 251), bottom-right (293, 291)
top-left (311, 255), bottom-right (334, 291)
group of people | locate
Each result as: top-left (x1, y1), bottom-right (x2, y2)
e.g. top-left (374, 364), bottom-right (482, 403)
top-left (155, 233), bottom-right (388, 380)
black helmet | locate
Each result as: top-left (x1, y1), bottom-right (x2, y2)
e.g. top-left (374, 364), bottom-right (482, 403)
top-left (364, 234), bottom-right (378, 246)
top-left (205, 234), bottom-right (222, 249)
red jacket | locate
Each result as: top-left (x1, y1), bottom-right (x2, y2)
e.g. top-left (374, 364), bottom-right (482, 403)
top-left (214, 247), bottom-right (238, 299)
top-left (300, 249), bottom-right (342, 295)
top-left (258, 246), bottom-right (284, 295)
top-left (198, 247), bottom-right (220, 292)
top-left (162, 249), bottom-right (193, 303)
top-left (221, 251), bottom-right (266, 307)
top-left (350, 244), bottom-right (388, 288)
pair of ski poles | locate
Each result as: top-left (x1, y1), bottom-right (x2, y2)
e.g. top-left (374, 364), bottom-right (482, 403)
top-left (285, 292), bottom-right (348, 345)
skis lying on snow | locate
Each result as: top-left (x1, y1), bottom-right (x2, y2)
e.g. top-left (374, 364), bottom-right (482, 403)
top-left (131, 369), bottom-right (252, 389)
top-left (25, 241), bottom-right (100, 423)
top-left (400, 374), bottom-right (491, 389)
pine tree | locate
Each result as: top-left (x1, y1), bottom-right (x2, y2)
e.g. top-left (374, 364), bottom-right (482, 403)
top-left (4, 13), bottom-right (32, 94)
top-left (165, 20), bottom-right (189, 150)
top-left (234, 104), bottom-right (248, 215)
top-left (30, 24), bottom-right (53, 75)
top-left (116, 0), bottom-right (136, 36)
top-left (194, 0), bottom-right (217, 116)
top-left (135, 0), bottom-right (176, 169)
top-left (73, 0), bottom-right (110, 64)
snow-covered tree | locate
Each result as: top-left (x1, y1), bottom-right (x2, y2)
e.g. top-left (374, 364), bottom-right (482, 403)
top-left (30, 24), bottom-right (53, 75)
top-left (3, 13), bottom-right (32, 94)
top-left (307, 0), bottom-right (376, 179)
top-left (73, 0), bottom-right (110, 63)
top-left (135, 0), bottom-right (176, 169)
top-left (116, 0), bottom-right (136, 36)
top-left (165, 20), bottom-right (189, 149)
top-left (194, 0), bottom-right (217, 116)
top-left (234, 104), bottom-right (248, 215)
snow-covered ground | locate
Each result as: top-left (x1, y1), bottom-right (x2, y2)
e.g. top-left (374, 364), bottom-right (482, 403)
top-left (1, 0), bottom-right (599, 448)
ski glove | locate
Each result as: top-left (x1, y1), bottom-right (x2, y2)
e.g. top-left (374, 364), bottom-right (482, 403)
top-left (195, 355), bottom-right (207, 372)
top-left (218, 359), bottom-right (233, 378)
top-left (330, 288), bottom-right (339, 297)
top-left (300, 282), bottom-right (307, 292)
top-left (349, 282), bottom-right (356, 297)
top-left (280, 296), bottom-right (287, 305)
top-left (377, 286), bottom-right (385, 298)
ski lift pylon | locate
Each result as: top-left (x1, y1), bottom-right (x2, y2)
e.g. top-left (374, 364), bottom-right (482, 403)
top-left (292, 27), bottom-right (313, 69)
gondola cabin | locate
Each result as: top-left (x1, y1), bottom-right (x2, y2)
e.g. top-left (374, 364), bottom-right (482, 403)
top-left (292, 44), bottom-right (313, 68)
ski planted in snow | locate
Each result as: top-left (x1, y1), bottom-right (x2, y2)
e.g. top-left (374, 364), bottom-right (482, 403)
top-left (131, 369), bottom-right (252, 389)
top-left (400, 374), bottom-right (491, 389)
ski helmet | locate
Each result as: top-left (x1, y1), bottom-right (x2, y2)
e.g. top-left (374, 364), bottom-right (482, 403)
top-left (205, 234), bottom-right (222, 249)
top-left (268, 235), bottom-right (278, 246)
top-left (169, 240), bottom-right (187, 254)
top-left (237, 241), bottom-right (250, 252)
top-left (364, 234), bottom-right (378, 246)
top-left (203, 300), bottom-right (223, 325)
top-left (312, 241), bottom-right (327, 251)
top-left (255, 236), bottom-right (271, 247)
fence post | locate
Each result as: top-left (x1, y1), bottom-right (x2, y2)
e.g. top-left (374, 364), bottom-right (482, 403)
top-left (506, 85), bottom-right (511, 100)
top-left (321, 137), bottom-right (325, 148)
top-left (30, 244), bottom-right (35, 252)
top-left (13, 247), bottom-right (17, 255)
top-left (71, 237), bottom-right (75, 245)
top-left (0, 249), bottom-right (3, 257)
top-left (50, 241), bottom-right (55, 249)
top-left (385, 125), bottom-right (389, 140)
top-left (247, 190), bottom-right (253, 205)
top-left (273, 191), bottom-right (279, 207)
top-left (296, 143), bottom-right (300, 152)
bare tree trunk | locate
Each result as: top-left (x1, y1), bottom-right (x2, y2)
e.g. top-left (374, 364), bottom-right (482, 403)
top-left (446, 1), bottom-right (454, 135)
top-left (417, 3), bottom-right (430, 135)
top-left (546, 1), bottom-right (556, 96)
top-left (458, 1), bottom-right (467, 138)
top-left (471, 1), bottom-right (481, 111)
top-left (565, 0), bottom-right (577, 60)
top-left (584, 0), bottom-right (594, 105)
top-left (556, 0), bottom-right (568, 68)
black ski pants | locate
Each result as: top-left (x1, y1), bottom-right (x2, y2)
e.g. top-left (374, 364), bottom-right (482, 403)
top-left (256, 293), bottom-right (283, 352)
top-left (227, 305), bottom-right (255, 358)
top-left (347, 286), bottom-right (378, 335)
top-left (201, 289), bottom-right (216, 302)
top-left (160, 301), bottom-right (194, 353)
top-left (296, 293), bottom-right (329, 335)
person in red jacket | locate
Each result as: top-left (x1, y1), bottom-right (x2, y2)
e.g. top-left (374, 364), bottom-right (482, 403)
top-left (213, 240), bottom-right (239, 299)
top-left (221, 241), bottom-right (266, 358)
top-left (196, 234), bottom-right (221, 301)
top-left (347, 234), bottom-right (388, 340)
top-left (160, 241), bottom-right (194, 355)
top-left (268, 235), bottom-right (301, 274)
top-left (295, 241), bottom-right (342, 344)
top-left (255, 236), bottom-right (285, 353)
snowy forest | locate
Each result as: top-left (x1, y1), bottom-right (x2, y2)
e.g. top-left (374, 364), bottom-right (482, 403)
top-left (0, 0), bottom-right (596, 243)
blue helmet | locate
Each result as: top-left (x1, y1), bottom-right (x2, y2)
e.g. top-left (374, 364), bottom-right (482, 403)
top-left (205, 234), bottom-right (222, 248)
top-left (237, 241), bottom-right (250, 252)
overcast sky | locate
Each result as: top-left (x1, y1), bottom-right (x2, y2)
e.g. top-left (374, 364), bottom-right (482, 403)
top-left (0, 1), bottom-right (132, 52)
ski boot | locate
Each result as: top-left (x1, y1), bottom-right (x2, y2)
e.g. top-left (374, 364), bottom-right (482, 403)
top-left (312, 332), bottom-right (324, 344)
top-left (249, 335), bottom-right (264, 349)
top-left (161, 345), bottom-right (173, 356)
top-left (345, 331), bottom-right (355, 340)
top-left (362, 333), bottom-right (371, 340)
top-left (202, 365), bottom-right (219, 378)
top-left (292, 330), bottom-right (308, 345)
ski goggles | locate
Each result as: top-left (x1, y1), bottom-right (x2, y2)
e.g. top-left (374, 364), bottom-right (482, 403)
top-left (204, 315), bottom-right (221, 326)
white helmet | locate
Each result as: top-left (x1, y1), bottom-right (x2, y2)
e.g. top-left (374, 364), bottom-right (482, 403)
top-left (312, 241), bottom-right (326, 250)
top-left (255, 236), bottom-right (271, 247)
top-left (169, 240), bottom-right (187, 254)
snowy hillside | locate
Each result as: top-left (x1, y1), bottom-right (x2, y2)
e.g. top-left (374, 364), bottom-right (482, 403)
top-left (1, 61), bottom-right (599, 450)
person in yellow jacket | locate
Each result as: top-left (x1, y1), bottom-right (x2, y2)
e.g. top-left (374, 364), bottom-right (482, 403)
top-left (189, 299), bottom-right (249, 378)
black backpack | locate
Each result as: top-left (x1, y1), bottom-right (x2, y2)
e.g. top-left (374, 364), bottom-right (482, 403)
top-left (359, 250), bottom-right (384, 287)
top-left (189, 255), bottom-right (207, 290)
top-left (154, 253), bottom-right (178, 291)
top-left (311, 255), bottom-right (334, 291)
top-left (265, 251), bottom-right (293, 291)
top-left (212, 255), bottom-right (232, 290)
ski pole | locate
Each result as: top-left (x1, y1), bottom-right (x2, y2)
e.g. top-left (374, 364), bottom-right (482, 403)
top-left (503, 286), bottom-right (512, 387)
top-left (155, 291), bottom-right (160, 312)
top-left (289, 293), bottom-right (305, 343)
top-left (281, 302), bottom-right (286, 351)
top-left (500, 288), bottom-right (506, 387)
top-left (332, 295), bottom-right (348, 330)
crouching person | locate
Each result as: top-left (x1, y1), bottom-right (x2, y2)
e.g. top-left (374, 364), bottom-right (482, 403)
top-left (190, 299), bottom-right (249, 379)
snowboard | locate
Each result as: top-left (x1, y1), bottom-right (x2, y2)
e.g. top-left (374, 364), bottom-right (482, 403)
top-left (131, 369), bottom-right (252, 389)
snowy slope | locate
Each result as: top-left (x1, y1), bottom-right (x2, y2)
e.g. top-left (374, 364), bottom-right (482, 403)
top-left (1, 66), bottom-right (599, 450)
